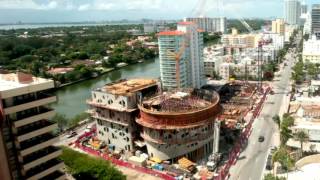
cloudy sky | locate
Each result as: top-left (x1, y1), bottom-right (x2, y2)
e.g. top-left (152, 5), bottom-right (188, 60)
top-left (0, 0), bottom-right (317, 23)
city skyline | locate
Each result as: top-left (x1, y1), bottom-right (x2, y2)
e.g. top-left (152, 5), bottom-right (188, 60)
top-left (0, 0), bottom-right (319, 23)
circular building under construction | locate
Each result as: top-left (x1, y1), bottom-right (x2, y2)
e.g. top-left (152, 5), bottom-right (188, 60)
top-left (136, 89), bottom-right (221, 161)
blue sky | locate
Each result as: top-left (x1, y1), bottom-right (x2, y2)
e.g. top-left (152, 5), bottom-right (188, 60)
top-left (0, 0), bottom-right (318, 23)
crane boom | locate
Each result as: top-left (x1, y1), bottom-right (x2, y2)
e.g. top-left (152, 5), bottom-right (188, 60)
top-left (239, 18), bottom-right (254, 33)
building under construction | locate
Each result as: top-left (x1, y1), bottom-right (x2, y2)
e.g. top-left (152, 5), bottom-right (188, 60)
top-left (136, 89), bottom-right (221, 161)
top-left (87, 79), bottom-right (158, 152)
top-left (203, 81), bottom-right (258, 129)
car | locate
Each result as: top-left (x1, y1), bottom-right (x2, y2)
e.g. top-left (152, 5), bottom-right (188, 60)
top-left (266, 154), bottom-right (273, 170)
top-left (67, 131), bottom-right (77, 138)
top-left (258, 136), bottom-right (265, 142)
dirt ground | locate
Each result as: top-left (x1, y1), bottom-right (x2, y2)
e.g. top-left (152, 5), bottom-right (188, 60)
top-left (116, 166), bottom-right (162, 180)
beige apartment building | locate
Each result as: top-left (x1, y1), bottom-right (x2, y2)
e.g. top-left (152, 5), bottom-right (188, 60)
top-left (0, 72), bottom-right (65, 180)
top-left (272, 19), bottom-right (286, 35)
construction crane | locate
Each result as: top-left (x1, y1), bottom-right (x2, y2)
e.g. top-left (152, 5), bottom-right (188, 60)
top-left (191, 0), bottom-right (208, 17)
top-left (166, 40), bottom-right (186, 89)
top-left (239, 18), bottom-right (254, 33)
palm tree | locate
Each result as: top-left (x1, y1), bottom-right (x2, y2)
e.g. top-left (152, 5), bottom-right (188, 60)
top-left (272, 147), bottom-right (294, 176)
top-left (272, 115), bottom-right (281, 128)
top-left (294, 130), bottom-right (309, 157)
top-left (280, 126), bottom-right (292, 146)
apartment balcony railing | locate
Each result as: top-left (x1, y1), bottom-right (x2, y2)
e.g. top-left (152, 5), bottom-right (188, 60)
top-left (12, 107), bottom-right (55, 128)
top-left (22, 146), bottom-right (62, 171)
top-left (18, 133), bottom-right (58, 157)
top-left (15, 120), bottom-right (57, 142)
top-left (3, 94), bottom-right (56, 115)
top-left (24, 159), bottom-right (64, 180)
top-left (39, 171), bottom-right (65, 180)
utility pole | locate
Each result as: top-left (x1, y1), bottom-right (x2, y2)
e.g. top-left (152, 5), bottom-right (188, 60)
top-left (258, 42), bottom-right (263, 91)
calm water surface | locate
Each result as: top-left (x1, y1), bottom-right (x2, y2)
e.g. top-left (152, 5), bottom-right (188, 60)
top-left (50, 58), bottom-right (159, 119)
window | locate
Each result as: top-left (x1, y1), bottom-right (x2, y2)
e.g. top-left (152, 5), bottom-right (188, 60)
top-left (119, 100), bottom-right (126, 107)
top-left (108, 99), bottom-right (113, 105)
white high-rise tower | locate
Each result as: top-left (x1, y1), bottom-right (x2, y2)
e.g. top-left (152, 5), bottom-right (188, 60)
top-left (158, 22), bottom-right (205, 90)
top-left (284, 0), bottom-right (301, 25)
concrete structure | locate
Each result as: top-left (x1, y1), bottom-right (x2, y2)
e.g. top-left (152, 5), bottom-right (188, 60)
top-left (285, 24), bottom-right (299, 42)
top-left (272, 19), bottom-right (285, 35)
top-left (284, 0), bottom-right (301, 25)
top-left (219, 63), bottom-right (235, 80)
top-left (144, 22), bottom-right (169, 34)
top-left (158, 22), bottom-right (205, 89)
top-left (185, 17), bottom-right (226, 33)
top-left (136, 89), bottom-right (221, 161)
top-left (0, 72), bottom-right (65, 180)
top-left (203, 46), bottom-right (225, 77)
top-left (302, 35), bottom-right (320, 63)
top-left (301, 2), bottom-right (308, 14)
top-left (303, 12), bottom-right (312, 34)
top-left (221, 28), bottom-right (262, 50)
top-left (87, 79), bottom-right (158, 152)
top-left (311, 4), bottom-right (320, 37)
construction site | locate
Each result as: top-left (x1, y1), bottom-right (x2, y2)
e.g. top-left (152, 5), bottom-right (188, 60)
top-left (136, 88), bottom-right (221, 162)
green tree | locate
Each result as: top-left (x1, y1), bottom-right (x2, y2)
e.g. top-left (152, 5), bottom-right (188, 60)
top-left (264, 173), bottom-right (286, 180)
top-left (272, 115), bottom-right (281, 128)
top-left (272, 147), bottom-right (294, 171)
top-left (52, 114), bottom-right (68, 132)
top-left (68, 112), bottom-right (89, 128)
top-left (60, 147), bottom-right (126, 180)
top-left (294, 130), bottom-right (309, 157)
top-left (280, 114), bottom-right (294, 145)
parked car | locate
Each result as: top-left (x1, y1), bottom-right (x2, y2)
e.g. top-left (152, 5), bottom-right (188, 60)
top-left (258, 136), bottom-right (265, 142)
top-left (266, 154), bottom-right (273, 170)
top-left (67, 131), bottom-right (77, 138)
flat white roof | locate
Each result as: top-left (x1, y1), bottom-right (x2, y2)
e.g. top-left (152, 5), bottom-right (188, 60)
top-left (293, 124), bottom-right (320, 131)
top-left (0, 73), bottom-right (53, 92)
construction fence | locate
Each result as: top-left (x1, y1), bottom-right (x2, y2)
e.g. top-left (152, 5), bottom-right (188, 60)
top-left (214, 86), bottom-right (271, 180)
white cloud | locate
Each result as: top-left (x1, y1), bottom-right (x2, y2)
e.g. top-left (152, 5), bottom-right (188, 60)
top-left (96, 3), bottom-right (113, 10)
top-left (0, 0), bottom-right (60, 10)
top-left (78, 4), bottom-right (90, 11)
top-left (43, 1), bottom-right (58, 10)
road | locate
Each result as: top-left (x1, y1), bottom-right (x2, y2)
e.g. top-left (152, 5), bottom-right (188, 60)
top-left (54, 121), bottom-right (95, 147)
top-left (229, 46), bottom-right (298, 180)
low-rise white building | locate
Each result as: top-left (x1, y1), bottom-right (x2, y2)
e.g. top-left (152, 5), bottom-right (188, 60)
top-left (303, 35), bottom-right (320, 64)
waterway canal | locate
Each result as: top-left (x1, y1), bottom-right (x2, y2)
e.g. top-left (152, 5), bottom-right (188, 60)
top-left (50, 58), bottom-right (159, 119)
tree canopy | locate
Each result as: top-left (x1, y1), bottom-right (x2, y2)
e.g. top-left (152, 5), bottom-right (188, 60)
top-left (60, 147), bottom-right (126, 180)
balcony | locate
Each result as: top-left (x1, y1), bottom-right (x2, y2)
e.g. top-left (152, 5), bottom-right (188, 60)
top-left (18, 133), bottom-right (59, 157)
top-left (22, 146), bottom-right (62, 171)
top-left (39, 171), bottom-right (66, 180)
top-left (141, 130), bottom-right (214, 145)
top-left (13, 107), bottom-right (55, 128)
top-left (25, 159), bottom-right (64, 180)
top-left (4, 94), bottom-right (56, 115)
top-left (15, 120), bottom-right (57, 142)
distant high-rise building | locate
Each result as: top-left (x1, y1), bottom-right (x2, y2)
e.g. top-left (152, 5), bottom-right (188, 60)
top-left (185, 17), bottom-right (227, 33)
top-left (272, 19), bottom-right (286, 35)
top-left (144, 21), bottom-right (169, 34)
top-left (312, 4), bottom-right (320, 37)
top-left (301, 2), bottom-right (308, 14)
top-left (0, 72), bottom-right (65, 180)
top-left (158, 22), bottom-right (205, 89)
top-left (284, 0), bottom-right (301, 25)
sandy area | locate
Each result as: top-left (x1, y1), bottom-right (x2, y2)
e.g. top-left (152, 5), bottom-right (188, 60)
top-left (116, 166), bottom-right (162, 180)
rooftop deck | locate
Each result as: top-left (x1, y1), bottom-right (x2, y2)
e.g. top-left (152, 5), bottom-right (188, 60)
top-left (140, 89), bottom-right (218, 114)
top-left (98, 79), bottom-right (157, 96)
